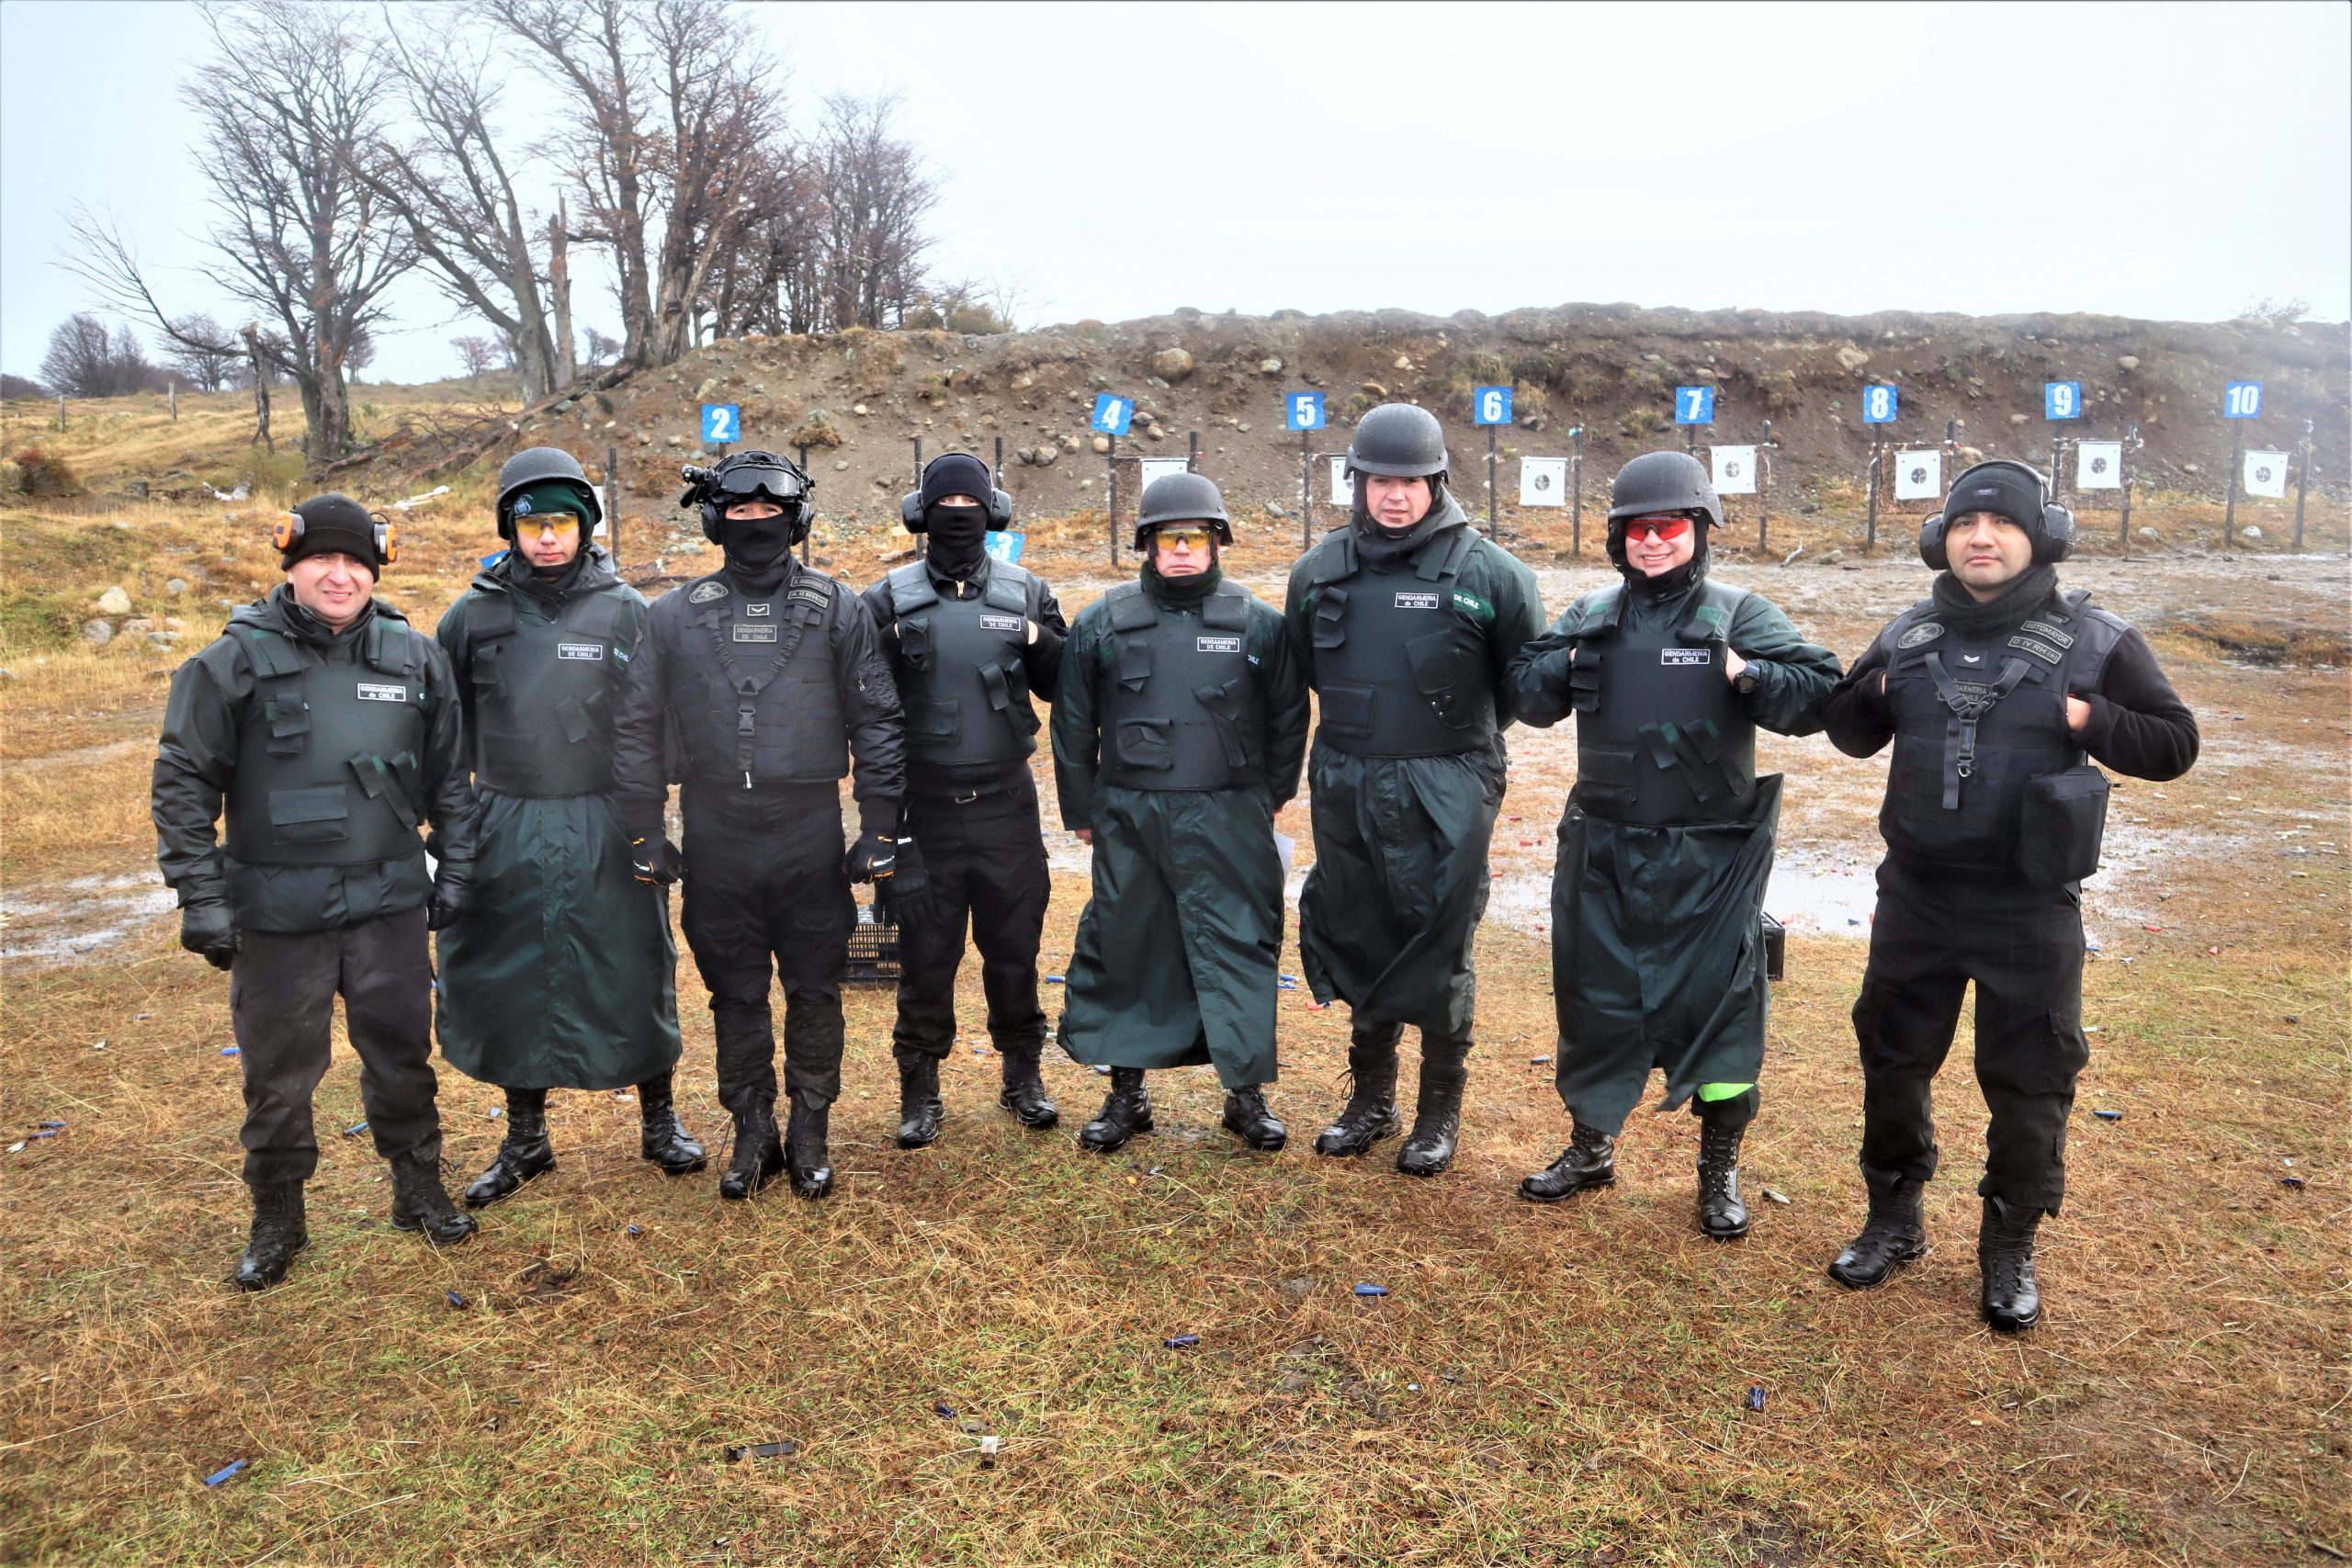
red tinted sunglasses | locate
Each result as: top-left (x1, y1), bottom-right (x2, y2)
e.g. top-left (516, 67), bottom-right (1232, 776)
top-left (1623, 515), bottom-right (1693, 543)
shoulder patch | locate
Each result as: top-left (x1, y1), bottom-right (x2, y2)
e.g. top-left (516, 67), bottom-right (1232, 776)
top-left (1896, 622), bottom-right (1945, 649)
top-left (2019, 618), bottom-right (2075, 649)
top-left (688, 581), bottom-right (728, 604)
top-left (787, 582), bottom-right (831, 606)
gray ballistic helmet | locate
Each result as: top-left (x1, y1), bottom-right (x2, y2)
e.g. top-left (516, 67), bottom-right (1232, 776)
top-left (1607, 450), bottom-right (1724, 530)
top-left (1133, 469), bottom-right (1233, 548)
top-left (1345, 402), bottom-right (1450, 479)
top-left (495, 446), bottom-right (602, 539)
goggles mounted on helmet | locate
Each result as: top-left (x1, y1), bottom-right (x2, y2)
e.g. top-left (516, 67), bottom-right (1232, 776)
top-left (681, 450), bottom-right (816, 546)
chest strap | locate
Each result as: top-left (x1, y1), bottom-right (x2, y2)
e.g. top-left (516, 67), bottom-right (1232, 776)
top-left (703, 592), bottom-right (823, 788)
top-left (1924, 651), bottom-right (2033, 809)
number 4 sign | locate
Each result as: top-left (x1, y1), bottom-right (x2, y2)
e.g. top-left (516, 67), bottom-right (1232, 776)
top-left (1474, 386), bottom-right (1512, 425)
top-left (701, 403), bottom-right (740, 444)
top-left (1090, 393), bottom-right (1135, 435)
top-left (1674, 386), bottom-right (1714, 424)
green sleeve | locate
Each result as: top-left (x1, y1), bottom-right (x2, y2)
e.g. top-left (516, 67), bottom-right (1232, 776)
top-left (1050, 608), bottom-right (1104, 829)
top-left (1730, 592), bottom-right (1843, 738)
top-left (1483, 548), bottom-right (1550, 728)
top-left (1502, 599), bottom-right (1586, 730)
top-left (1254, 604), bottom-right (1310, 808)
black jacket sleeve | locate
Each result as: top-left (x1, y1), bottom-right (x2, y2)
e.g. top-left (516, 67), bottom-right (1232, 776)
top-left (2080, 625), bottom-right (2199, 781)
top-left (419, 637), bottom-right (479, 867)
top-left (1728, 592), bottom-right (1843, 738)
top-left (1023, 576), bottom-right (1070, 699)
top-left (1822, 630), bottom-right (1898, 759)
top-left (610, 591), bottom-right (676, 806)
top-left (151, 639), bottom-right (247, 906)
top-left (1502, 602), bottom-right (1583, 731)
top-left (1479, 546), bottom-right (1548, 730)
top-left (1254, 603), bottom-right (1309, 808)
top-left (832, 584), bottom-right (906, 808)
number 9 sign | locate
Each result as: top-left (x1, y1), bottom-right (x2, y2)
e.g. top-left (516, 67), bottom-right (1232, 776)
top-left (1861, 385), bottom-right (1898, 424)
top-left (2043, 381), bottom-right (2081, 421)
top-left (1285, 391), bottom-right (1326, 432)
top-left (1474, 385), bottom-right (1512, 425)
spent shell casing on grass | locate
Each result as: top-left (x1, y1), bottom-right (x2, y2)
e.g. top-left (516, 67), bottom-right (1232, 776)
top-left (220, 1046), bottom-right (238, 1056)
top-left (444, 1289), bottom-right (467, 1309)
top-left (1352, 1282), bottom-right (1389, 1298)
top-left (203, 1459), bottom-right (245, 1487)
top-left (1745, 1387), bottom-right (1768, 1412)
top-left (724, 1440), bottom-right (797, 1461)
top-left (2093, 1110), bottom-right (2124, 1122)
top-left (1163, 1335), bottom-right (1200, 1348)
top-left (933, 1402), bottom-right (956, 1420)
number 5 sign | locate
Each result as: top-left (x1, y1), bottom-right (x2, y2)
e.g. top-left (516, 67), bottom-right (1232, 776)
top-left (1674, 386), bottom-right (1714, 424)
top-left (701, 403), bottom-right (740, 444)
top-left (1284, 391), bottom-right (1325, 431)
top-left (1474, 386), bottom-right (1512, 425)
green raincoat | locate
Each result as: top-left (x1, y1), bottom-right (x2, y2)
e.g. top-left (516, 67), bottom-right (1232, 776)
top-left (1051, 564), bottom-right (1309, 1089)
top-left (433, 547), bottom-right (680, 1089)
top-left (1507, 571), bottom-right (1839, 1130)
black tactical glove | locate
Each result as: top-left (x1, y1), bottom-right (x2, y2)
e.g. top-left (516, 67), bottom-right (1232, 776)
top-left (883, 832), bottom-right (934, 928)
top-left (427, 863), bottom-right (475, 931)
top-left (843, 830), bottom-right (898, 884)
top-left (622, 797), bottom-right (683, 886)
top-left (179, 897), bottom-right (239, 972)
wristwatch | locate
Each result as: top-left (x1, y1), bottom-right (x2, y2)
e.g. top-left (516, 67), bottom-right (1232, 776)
top-left (1734, 668), bottom-right (1760, 695)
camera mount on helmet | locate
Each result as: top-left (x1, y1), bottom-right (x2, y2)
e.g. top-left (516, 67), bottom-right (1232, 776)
top-left (680, 449), bottom-right (815, 546)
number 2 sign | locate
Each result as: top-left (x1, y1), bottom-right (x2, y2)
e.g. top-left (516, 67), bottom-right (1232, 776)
top-left (701, 403), bottom-right (740, 444)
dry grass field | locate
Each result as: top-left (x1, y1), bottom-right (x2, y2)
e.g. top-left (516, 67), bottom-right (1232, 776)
top-left (2, 389), bottom-right (2346, 1565)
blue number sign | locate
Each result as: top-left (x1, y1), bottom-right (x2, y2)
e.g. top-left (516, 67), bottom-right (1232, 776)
top-left (1674, 386), bottom-right (1715, 424)
top-left (701, 403), bottom-right (740, 444)
top-left (1284, 391), bottom-right (1326, 431)
top-left (983, 531), bottom-right (1025, 564)
top-left (1861, 385), bottom-right (1899, 424)
top-left (1090, 393), bottom-right (1135, 435)
top-left (2222, 381), bottom-right (2263, 419)
top-left (1473, 385), bottom-right (1513, 425)
top-left (2044, 382), bottom-right (2081, 421)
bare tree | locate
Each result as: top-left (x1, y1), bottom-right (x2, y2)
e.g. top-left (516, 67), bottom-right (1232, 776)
top-left (450, 334), bottom-right (498, 382)
top-left (356, 13), bottom-right (565, 400)
top-left (62, 1), bottom-right (413, 460)
top-left (814, 94), bottom-right (936, 331)
top-left (40, 314), bottom-right (156, 398)
top-left (581, 326), bottom-right (622, 367)
top-left (164, 312), bottom-right (242, 391)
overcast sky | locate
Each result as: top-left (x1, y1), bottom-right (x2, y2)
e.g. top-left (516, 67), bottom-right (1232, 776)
top-left (5, 0), bottom-right (2346, 386)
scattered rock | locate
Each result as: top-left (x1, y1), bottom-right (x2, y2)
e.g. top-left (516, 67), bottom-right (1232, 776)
top-left (1091, 434), bottom-right (1112, 455)
top-left (1033, 445), bottom-right (1058, 467)
top-left (665, 434), bottom-right (685, 447)
top-left (694, 378), bottom-right (722, 400)
top-left (1258, 357), bottom-right (1283, 375)
top-left (1236, 422), bottom-right (1251, 433)
top-left (851, 403), bottom-right (869, 416)
top-left (121, 617), bottom-right (154, 637)
top-left (2243, 525), bottom-right (2263, 540)
top-left (1392, 354), bottom-right (1413, 370)
top-left (1820, 548), bottom-right (1845, 565)
top-left (2008, 412), bottom-right (2030, 425)
top-left (832, 460), bottom-right (850, 472)
top-left (1150, 348), bottom-right (1194, 382)
top-left (1361, 381), bottom-right (1389, 399)
top-left (2116, 355), bottom-right (2140, 371)
top-left (147, 632), bottom-right (178, 649)
top-left (96, 586), bottom-right (132, 615)
top-left (1835, 345), bottom-right (1871, 371)
top-left (81, 619), bottom-right (115, 647)
top-left (164, 579), bottom-right (188, 596)
top-left (2137, 526), bottom-right (2162, 541)
top-left (2182, 463), bottom-right (2200, 475)
top-left (1266, 502), bottom-right (1287, 518)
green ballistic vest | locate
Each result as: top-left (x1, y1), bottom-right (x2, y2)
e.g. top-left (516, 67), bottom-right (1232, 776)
top-left (221, 613), bottom-right (433, 866)
top-left (665, 570), bottom-right (848, 788)
top-left (1566, 581), bottom-right (1758, 826)
top-left (1299, 525), bottom-right (1498, 756)
top-left (884, 560), bottom-right (1041, 767)
top-left (456, 583), bottom-right (635, 798)
top-left (1096, 581), bottom-right (1269, 792)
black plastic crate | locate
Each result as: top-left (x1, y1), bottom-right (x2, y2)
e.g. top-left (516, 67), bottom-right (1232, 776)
top-left (1760, 910), bottom-right (1786, 983)
top-left (844, 898), bottom-right (901, 987)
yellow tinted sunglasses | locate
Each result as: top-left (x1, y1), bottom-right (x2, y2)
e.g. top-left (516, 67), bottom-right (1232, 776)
top-left (1153, 525), bottom-right (1215, 550)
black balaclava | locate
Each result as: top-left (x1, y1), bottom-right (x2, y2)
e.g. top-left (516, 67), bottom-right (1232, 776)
top-left (722, 509), bottom-right (796, 593)
top-left (918, 453), bottom-right (994, 580)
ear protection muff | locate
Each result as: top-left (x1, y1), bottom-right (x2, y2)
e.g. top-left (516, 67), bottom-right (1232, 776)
top-left (900, 456), bottom-right (1013, 533)
top-left (272, 510), bottom-right (397, 565)
top-left (1918, 459), bottom-right (2073, 570)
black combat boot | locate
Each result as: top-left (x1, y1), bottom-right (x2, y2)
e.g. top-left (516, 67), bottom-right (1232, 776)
top-left (637, 1073), bottom-right (706, 1175)
top-left (1695, 1110), bottom-right (1751, 1241)
top-left (718, 1099), bottom-right (786, 1201)
top-left (233, 1180), bottom-right (308, 1291)
top-left (1978, 1196), bottom-right (2043, 1332)
top-left (464, 1088), bottom-right (555, 1208)
top-left (1077, 1067), bottom-right (1152, 1153)
top-left (1396, 1045), bottom-right (1469, 1178)
top-left (1313, 1036), bottom-right (1401, 1157)
top-left (997, 1044), bottom-right (1059, 1130)
top-left (1221, 1085), bottom-right (1287, 1151)
top-left (1518, 1121), bottom-right (1617, 1202)
top-left (1827, 1164), bottom-right (1929, 1289)
top-left (896, 1058), bottom-right (944, 1150)
top-left (785, 1099), bottom-right (834, 1200)
top-left (390, 1151), bottom-right (480, 1246)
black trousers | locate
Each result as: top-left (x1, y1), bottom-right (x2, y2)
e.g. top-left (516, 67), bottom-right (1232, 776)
top-left (229, 906), bottom-right (440, 1184)
top-left (1852, 857), bottom-right (2091, 1215)
top-left (680, 784), bottom-right (853, 1115)
top-left (891, 778), bottom-right (1051, 1068)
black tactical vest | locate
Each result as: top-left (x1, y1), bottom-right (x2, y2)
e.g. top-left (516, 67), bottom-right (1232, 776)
top-left (1096, 581), bottom-right (1269, 792)
top-left (884, 561), bottom-right (1041, 767)
top-left (456, 584), bottom-right (636, 797)
top-left (665, 570), bottom-right (847, 788)
top-left (1300, 525), bottom-right (1498, 756)
top-left (1878, 590), bottom-right (2125, 865)
top-left (222, 613), bottom-right (433, 867)
top-left (1564, 581), bottom-right (1758, 826)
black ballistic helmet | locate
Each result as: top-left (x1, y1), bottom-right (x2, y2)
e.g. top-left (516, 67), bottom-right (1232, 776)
top-left (1920, 459), bottom-right (2075, 569)
top-left (1605, 450), bottom-right (1722, 573)
top-left (495, 446), bottom-right (602, 540)
top-left (680, 449), bottom-right (814, 545)
top-left (1345, 402), bottom-right (1450, 479)
top-left (1133, 470), bottom-right (1232, 549)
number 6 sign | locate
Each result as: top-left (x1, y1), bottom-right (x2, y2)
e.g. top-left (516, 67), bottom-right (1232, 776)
top-left (1474, 386), bottom-right (1512, 425)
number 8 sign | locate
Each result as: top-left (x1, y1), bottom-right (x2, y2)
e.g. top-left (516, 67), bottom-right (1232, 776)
top-left (1861, 385), bottom-right (1898, 424)
top-left (1474, 386), bottom-right (1512, 425)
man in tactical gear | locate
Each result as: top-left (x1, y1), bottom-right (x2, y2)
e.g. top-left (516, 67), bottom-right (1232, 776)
top-left (861, 453), bottom-right (1068, 1148)
top-left (153, 493), bottom-right (481, 1289)
top-left (1053, 472), bottom-right (1310, 1153)
top-left (435, 447), bottom-right (701, 1209)
top-left (1821, 459), bottom-right (2197, 1330)
top-left (611, 449), bottom-right (909, 1201)
top-left (1506, 452), bottom-right (1841, 1235)
top-left (1284, 402), bottom-right (1544, 1177)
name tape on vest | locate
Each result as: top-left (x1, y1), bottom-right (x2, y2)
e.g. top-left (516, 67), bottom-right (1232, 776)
top-left (1394, 591), bottom-right (1441, 610)
top-left (1196, 635), bottom-right (1243, 654)
top-left (731, 624), bottom-right (779, 643)
top-left (2008, 635), bottom-right (2064, 665)
top-left (688, 581), bottom-right (728, 604)
top-left (557, 643), bottom-right (605, 661)
top-left (357, 682), bottom-right (409, 702)
top-left (2019, 619), bottom-right (2075, 649)
top-left (745, 603), bottom-right (772, 617)
top-left (980, 614), bottom-right (1023, 631)
top-left (1660, 648), bottom-right (1712, 666)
